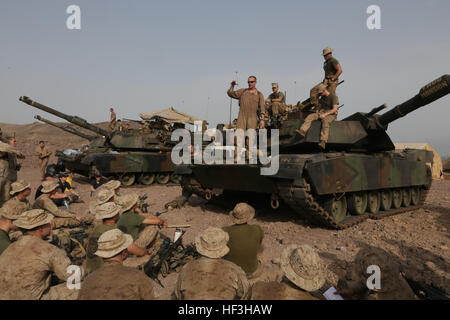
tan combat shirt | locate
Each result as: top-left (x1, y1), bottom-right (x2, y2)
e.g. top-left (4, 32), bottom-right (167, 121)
top-left (250, 281), bottom-right (318, 300)
top-left (0, 196), bottom-right (31, 219)
top-left (33, 193), bottom-right (75, 218)
top-left (35, 145), bottom-right (51, 160)
top-left (78, 261), bottom-right (157, 300)
top-left (0, 235), bottom-right (72, 299)
top-left (176, 257), bottom-right (249, 300)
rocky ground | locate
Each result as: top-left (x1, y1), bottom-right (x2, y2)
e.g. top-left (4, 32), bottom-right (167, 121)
top-left (2, 122), bottom-right (449, 299)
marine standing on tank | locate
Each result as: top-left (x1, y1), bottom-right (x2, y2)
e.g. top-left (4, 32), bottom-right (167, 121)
top-left (109, 108), bottom-right (117, 130)
top-left (265, 82), bottom-right (286, 116)
top-left (310, 46), bottom-right (342, 109)
top-left (227, 76), bottom-right (266, 130)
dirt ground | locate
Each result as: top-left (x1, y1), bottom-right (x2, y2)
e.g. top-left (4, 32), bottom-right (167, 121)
top-left (2, 122), bottom-right (449, 299)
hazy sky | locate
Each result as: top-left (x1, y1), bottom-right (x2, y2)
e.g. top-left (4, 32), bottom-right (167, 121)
top-left (1, 0), bottom-right (449, 155)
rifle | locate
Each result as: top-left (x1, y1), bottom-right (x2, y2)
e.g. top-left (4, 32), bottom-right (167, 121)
top-left (140, 231), bottom-right (198, 287)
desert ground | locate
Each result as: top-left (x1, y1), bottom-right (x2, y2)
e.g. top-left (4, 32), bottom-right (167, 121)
top-left (1, 121), bottom-right (449, 299)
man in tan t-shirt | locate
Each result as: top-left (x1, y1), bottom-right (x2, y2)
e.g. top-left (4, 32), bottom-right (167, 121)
top-left (35, 141), bottom-right (52, 181)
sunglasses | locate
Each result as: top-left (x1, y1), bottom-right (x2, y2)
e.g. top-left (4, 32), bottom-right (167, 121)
top-left (248, 81), bottom-right (256, 83)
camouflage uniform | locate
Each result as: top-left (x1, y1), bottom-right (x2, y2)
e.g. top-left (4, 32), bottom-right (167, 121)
top-left (299, 92), bottom-right (339, 144)
top-left (0, 153), bottom-right (10, 206)
top-left (35, 145), bottom-right (52, 181)
top-left (0, 196), bottom-right (31, 240)
top-left (78, 260), bottom-right (157, 300)
top-left (0, 235), bottom-right (78, 300)
top-left (32, 193), bottom-right (81, 228)
top-left (267, 91), bottom-right (286, 115)
top-left (0, 195), bottom-right (31, 218)
top-left (250, 281), bottom-right (318, 300)
top-left (176, 257), bottom-right (250, 300)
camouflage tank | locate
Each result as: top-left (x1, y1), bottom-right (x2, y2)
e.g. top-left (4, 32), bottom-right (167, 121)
top-left (20, 97), bottom-right (198, 186)
top-left (177, 75), bottom-right (450, 229)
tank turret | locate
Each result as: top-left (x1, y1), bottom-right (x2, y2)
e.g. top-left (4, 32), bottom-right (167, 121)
top-left (34, 115), bottom-right (96, 141)
top-left (279, 75), bottom-right (450, 152)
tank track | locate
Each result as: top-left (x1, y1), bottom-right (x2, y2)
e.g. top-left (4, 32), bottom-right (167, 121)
top-left (277, 181), bottom-right (430, 229)
top-left (182, 176), bottom-right (430, 230)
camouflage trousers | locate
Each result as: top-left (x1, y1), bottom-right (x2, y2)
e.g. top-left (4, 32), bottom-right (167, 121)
top-left (53, 215), bottom-right (94, 229)
top-left (310, 79), bottom-right (338, 108)
top-left (0, 177), bottom-right (11, 207)
top-left (41, 282), bottom-right (79, 300)
top-left (268, 102), bottom-right (286, 115)
top-left (300, 112), bottom-right (337, 143)
top-left (135, 225), bottom-right (159, 249)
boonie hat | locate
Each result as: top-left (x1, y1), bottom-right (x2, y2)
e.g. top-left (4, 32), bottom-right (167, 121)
top-left (116, 193), bottom-right (139, 213)
top-left (10, 180), bottom-right (31, 195)
top-left (95, 228), bottom-right (133, 258)
top-left (322, 46), bottom-right (333, 56)
top-left (94, 202), bottom-right (121, 220)
top-left (230, 202), bottom-right (255, 224)
top-left (195, 227), bottom-right (230, 259)
top-left (41, 181), bottom-right (59, 194)
top-left (13, 209), bottom-right (53, 230)
top-left (280, 244), bottom-right (326, 291)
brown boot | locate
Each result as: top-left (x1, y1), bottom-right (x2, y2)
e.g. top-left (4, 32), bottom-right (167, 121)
top-left (295, 129), bottom-right (307, 137)
top-left (318, 140), bottom-right (326, 149)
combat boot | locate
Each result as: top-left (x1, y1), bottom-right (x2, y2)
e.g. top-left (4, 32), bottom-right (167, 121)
top-left (295, 129), bottom-right (307, 138)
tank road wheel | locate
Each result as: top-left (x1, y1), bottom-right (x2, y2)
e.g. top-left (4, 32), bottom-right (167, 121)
top-left (380, 190), bottom-right (393, 211)
top-left (120, 173), bottom-right (136, 187)
top-left (156, 173), bottom-right (170, 185)
top-left (323, 196), bottom-right (347, 223)
top-left (410, 187), bottom-right (421, 206)
top-left (402, 188), bottom-right (412, 207)
top-left (138, 173), bottom-right (155, 185)
top-left (367, 191), bottom-right (381, 214)
top-left (347, 192), bottom-right (368, 216)
top-left (170, 174), bottom-right (182, 184)
top-left (392, 189), bottom-right (402, 209)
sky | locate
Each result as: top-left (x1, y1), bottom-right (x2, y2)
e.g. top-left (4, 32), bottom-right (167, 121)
top-left (0, 0), bottom-right (449, 156)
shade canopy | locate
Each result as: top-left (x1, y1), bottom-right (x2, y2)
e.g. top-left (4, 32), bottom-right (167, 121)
top-left (139, 107), bottom-right (202, 124)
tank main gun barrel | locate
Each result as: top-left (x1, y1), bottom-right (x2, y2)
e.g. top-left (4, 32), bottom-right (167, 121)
top-left (377, 74), bottom-right (450, 127)
top-left (19, 96), bottom-right (110, 137)
top-left (34, 115), bottom-right (96, 141)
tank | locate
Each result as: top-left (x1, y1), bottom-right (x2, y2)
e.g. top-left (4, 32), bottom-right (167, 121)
top-left (177, 75), bottom-right (450, 229)
top-left (20, 96), bottom-right (185, 186)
